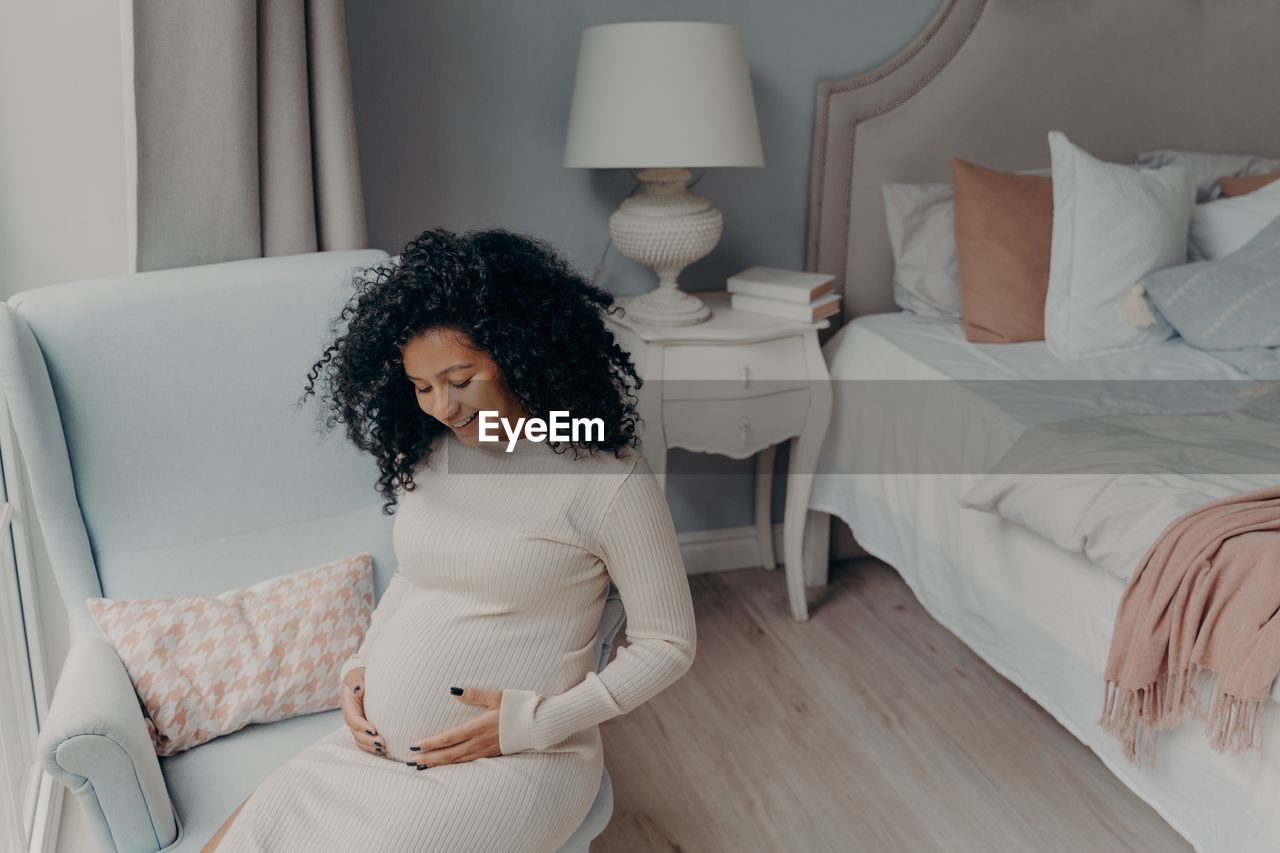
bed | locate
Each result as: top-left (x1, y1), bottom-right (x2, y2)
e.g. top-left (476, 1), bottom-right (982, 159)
top-left (801, 2), bottom-right (1280, 850)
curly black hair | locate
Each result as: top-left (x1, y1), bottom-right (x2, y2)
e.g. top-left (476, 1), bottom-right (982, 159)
top-left (299, 228), bottom-right (642, 514)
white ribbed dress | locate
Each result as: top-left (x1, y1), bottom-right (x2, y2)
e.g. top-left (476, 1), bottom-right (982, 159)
top-left (219, 433), bottom-right (696, 852)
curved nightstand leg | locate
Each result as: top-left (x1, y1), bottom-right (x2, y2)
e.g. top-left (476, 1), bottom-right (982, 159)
top-left (784, 363), bottom-right (833, 621)
top-left (755, 445), bottom-right (776, 570)
top-left (783, 440), bottom-right (813, 621)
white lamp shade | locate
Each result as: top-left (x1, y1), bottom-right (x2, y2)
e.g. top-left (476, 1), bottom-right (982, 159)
top-left (563, 22), bottom-right (765, 169)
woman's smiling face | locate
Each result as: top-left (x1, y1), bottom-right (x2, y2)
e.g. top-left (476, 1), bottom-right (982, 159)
top-left (401, 327), bottom-right (526, 445)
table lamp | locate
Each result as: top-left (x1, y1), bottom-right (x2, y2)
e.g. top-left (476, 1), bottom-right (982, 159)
top-left (564, 22), bottom-right (765, 326)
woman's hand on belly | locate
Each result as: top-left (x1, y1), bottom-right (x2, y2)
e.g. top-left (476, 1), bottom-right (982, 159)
top-left (410, 687), bottom-right (503, 768)
top-left (340, 668), bottom-right (389, 757)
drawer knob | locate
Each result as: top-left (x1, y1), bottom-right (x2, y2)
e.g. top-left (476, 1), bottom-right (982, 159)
top-left (737, 416), bottom-right (750, 445)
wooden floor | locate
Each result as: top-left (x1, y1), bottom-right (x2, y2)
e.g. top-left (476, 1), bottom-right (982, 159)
top-left (594, 560), bottom-right (1191, 853)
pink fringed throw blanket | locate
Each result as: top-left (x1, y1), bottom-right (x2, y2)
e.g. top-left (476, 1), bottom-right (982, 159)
top-left (1101, 486), bottom-right (1280, 767)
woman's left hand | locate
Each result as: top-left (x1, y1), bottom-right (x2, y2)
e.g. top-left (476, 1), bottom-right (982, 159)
top-left (410, 688), bottom-right (503, 767)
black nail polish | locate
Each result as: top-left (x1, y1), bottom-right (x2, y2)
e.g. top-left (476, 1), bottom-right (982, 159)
top-left (365, 729), bottom-right (373, 735)
top-left (409, 746), bottom-right (420, 751)
top-left (415, 763), bottom-right (427, 770)
top-left (405, 761), bottom-right (416, 766)
top-left (449, 687), bottom-right (463, 696)
top-left (353, 685), bottom-right (361, 693)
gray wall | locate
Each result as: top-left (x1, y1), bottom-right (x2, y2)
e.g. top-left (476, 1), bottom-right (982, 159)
top-left (344, 0), bottom-right (941, 532)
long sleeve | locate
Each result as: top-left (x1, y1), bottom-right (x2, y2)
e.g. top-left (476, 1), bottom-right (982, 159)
top-left (339, 568), bottom-right (413, 683)
top-left (498, 456), bottom-right (697, 753)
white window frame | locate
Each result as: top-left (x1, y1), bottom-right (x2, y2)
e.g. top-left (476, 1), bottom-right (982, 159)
top-left (0, 390), bottom-right (62, 853)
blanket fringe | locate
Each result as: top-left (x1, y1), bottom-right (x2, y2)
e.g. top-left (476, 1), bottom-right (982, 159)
top-left (1099, 663), bottom-right (1263, 768)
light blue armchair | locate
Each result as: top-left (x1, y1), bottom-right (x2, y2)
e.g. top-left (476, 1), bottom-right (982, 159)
top-left (0, 250), bottom-right (623, 852)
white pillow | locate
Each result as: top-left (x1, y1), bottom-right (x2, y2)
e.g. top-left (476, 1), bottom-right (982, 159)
top-left (1044, 132), bottom-right (1193, 359)
top-left (1188, 178), bottom-right (1280, 260)
top-left (1134, 149), bottom-right (1280, 202)
top-left (881, 182), bottom-right (961, 320)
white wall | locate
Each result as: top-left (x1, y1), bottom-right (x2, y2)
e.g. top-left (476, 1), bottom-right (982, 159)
top-left (0, 0), bottom-right (133, 684)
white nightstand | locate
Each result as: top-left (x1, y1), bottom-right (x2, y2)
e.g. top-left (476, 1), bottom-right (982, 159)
top-left (607, 291), bottom-right (833, 621)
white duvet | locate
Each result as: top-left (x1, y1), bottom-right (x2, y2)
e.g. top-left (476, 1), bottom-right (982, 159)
top-left (962, 386), bottom-right (1280, 581)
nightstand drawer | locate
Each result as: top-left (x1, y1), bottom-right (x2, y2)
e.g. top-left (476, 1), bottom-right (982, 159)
top-left (663, 388), bottom-right (809, 458)
top-left (661, 338), bottom-right (809, 401)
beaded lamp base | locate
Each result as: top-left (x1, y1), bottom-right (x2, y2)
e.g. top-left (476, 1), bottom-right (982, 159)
top-left (609, 167), bottom-right (722, 326)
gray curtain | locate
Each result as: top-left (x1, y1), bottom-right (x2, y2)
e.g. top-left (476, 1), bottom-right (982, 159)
top-left (133, 0), bottom-right (368, 272)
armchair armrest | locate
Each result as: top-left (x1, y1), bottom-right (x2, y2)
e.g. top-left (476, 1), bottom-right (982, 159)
top-left (38, 629), bottom-right (178, 853)
top-left (594, 583), bottom-right (626, 673)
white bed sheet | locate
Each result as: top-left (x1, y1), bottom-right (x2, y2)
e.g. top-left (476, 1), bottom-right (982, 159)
top-left (817, 313), bottom-right (1249, 472)
top-left (810, 314), bottom-right (1279, 853)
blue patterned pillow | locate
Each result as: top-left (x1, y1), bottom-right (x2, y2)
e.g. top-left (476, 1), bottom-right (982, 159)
top-left (1140, 216), bottom-right (1280, 359)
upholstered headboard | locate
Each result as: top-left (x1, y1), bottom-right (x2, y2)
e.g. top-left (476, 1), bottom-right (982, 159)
top-left (805, 0), bottom-right (1280, 322)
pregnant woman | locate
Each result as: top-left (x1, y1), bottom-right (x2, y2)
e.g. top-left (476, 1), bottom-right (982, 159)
top-left (205, 228), bottom-right (697, 852)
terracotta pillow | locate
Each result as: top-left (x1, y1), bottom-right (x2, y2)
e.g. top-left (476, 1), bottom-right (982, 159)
top-left (1218, 173), bottom-right (1280, 198)
top-left (87, 553), bottom-right (374, 755)
top-left (951, 159), bottom-right (1054, 343)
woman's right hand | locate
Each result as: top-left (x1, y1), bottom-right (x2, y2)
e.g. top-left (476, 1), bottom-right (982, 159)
top-left (340, 667), bottom-right (386, 757)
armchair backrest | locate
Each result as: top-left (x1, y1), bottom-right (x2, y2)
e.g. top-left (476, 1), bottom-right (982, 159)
top-left (0, 250), bottom-right (398, 620)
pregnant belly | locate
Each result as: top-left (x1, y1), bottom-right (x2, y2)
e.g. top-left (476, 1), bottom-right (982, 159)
top-left (359, 592), bottom-right (593, 762)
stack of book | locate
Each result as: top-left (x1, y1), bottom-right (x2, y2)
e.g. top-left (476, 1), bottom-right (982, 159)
top-left (727, 266), bottom-right (840, 322)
